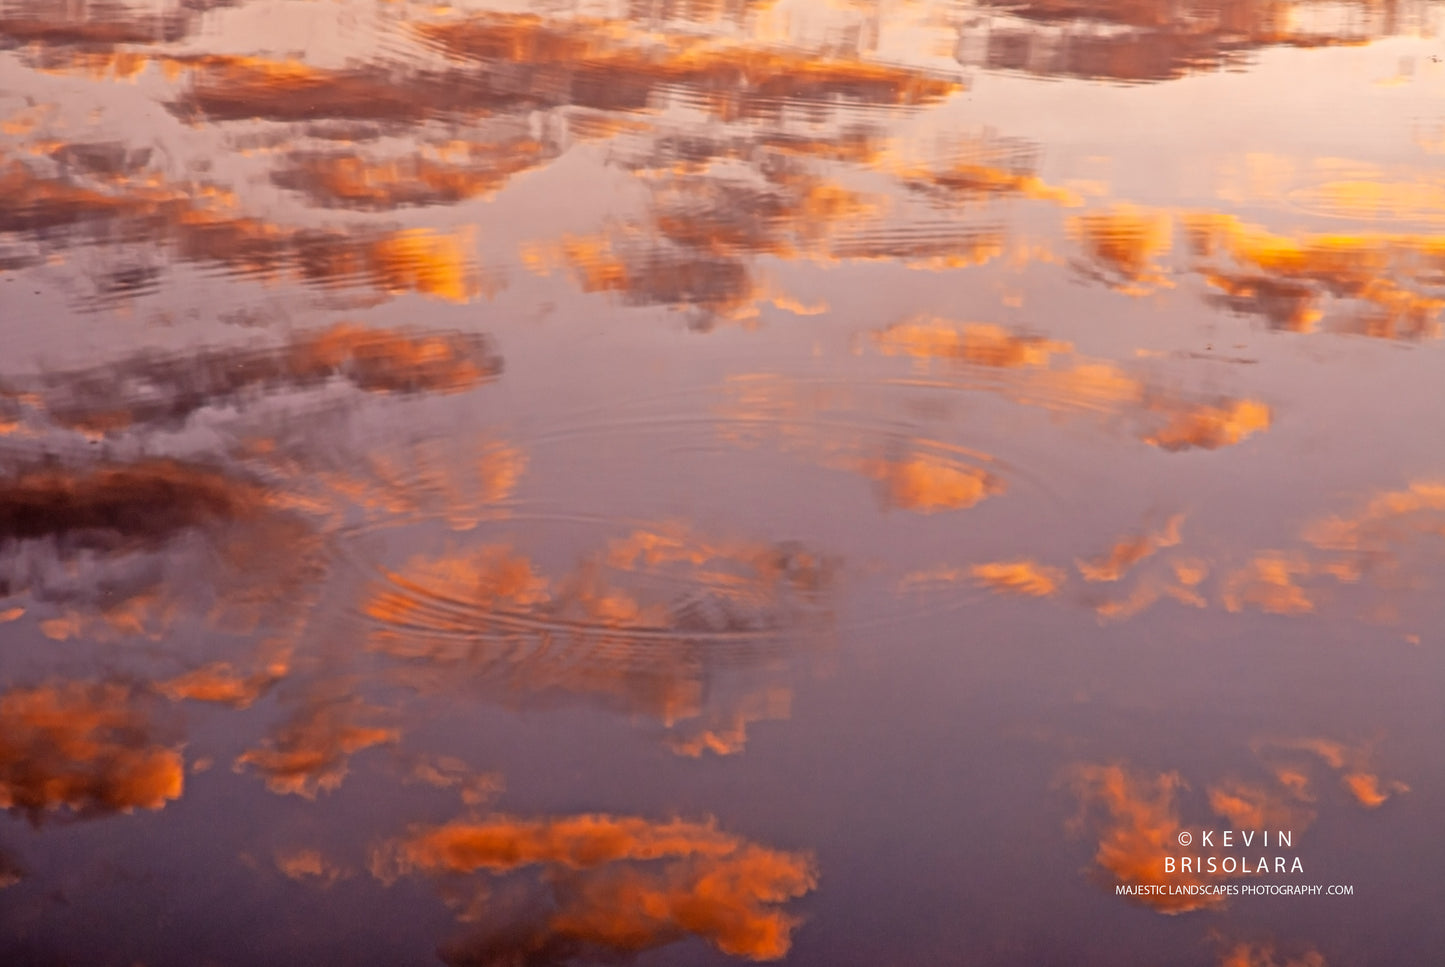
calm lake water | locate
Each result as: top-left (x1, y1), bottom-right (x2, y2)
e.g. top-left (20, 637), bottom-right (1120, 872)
top-left (1, 1), bottom-right (1443, 965)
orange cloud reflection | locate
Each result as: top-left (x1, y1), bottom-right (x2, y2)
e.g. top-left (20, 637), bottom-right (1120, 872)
top-left (0, 0), bottom-right (199, 49)
top-left (899, 135), bottom-right (1082, 207)
top-left (0, 158), bottom-right (486, 304)
top-left (416, 13), bottom-right (960, 119)
top-left (376, 812), bottom-right (817, 963)
top-left (158, 661), bottom-right (285, 710)
top-left (1146, 399), bottom-right (1272, 452)
top-left (865, 319), bottom-right (1272, 452)
top-left (273, 139), bottom-right (557, 210)
top-left (873, 319), bottom-right (1069, 369)
top-left (1077, 515), bottom-right (1185, 583)
top-left (1070, 205), bottom-right (1174, 294)
top-left (0, 459), bottom-right (270, 547)
top-left (1186, 214), bottom-right (1445, 339)
top-left (1207, 779), bottom-right (1314, 832)
top-left (1253, 737), bottom-right (1410, 809)
top-left (970, 560), bottom-right (1066, 597)
top-left (1222, 553), bottom-right (1316, 615)
top-left (1068, 763), bottom-right (1221, 913)
top-left (168, 55), bottom-right (498, 125)
top-left (275, 848), bottom-right (347, 887)
top-left (1218, 943), bottom-right (1328, 967)
top-left (235, 690), bottom-right (399, 798)
top-left (363, 524), bottom-right (831, 751)
top-left (0, 681), bottom-right (183, 822)
top-left (963, 0), bottom-right (1394, 85)
top-left (17, 324), bottom-right (501, 436)
top-left (865, 455), bottom-right (1004, 513)
top-left (717, 373), bottom-right (1008, 511)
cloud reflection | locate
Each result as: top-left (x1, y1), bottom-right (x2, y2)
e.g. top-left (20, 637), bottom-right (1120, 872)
top-left (7, 323), bottom-right (501, 436)
top-left (0, 0), bottom-right (202, 49)
top-left (235, 686), bottom-right (399, 798)
top-left (1185, 214), bottom-right (1444, 339)
top-left (899, 475), bottom-right (1445, 628)
top-left (1077, 515), bottom-right (1185, 582)
top-left (0, 680), bottom-right (183, 823)
top-left (873, 319), bottom-right (1068, 369)
top-left (0, 458), bottom-right (270, 546)
top-left (1221, 480), bottom-right (1445, 625)
top-left (416, 12), bottom-right (960, 118)
top-left (1252, 737), bottom-right (1409, 809)
top-left (969, 560), bottom-right (1066, 597)
top-left (363, 523), bottom-right (832, 751)
top-left (374, 812), bottom-right (817, 964)
top-left (0, 455), bottom-right (325, 661)
top-left (1218, 943), bottom-right (1328, 967)
top-left (272, 138), bottom-right (559, 211)
top-left (167, 55), bottom-right (528, 125)
top-left (1206, 779), bottom-right (1314, 833)
top-left (1068, 763), bottom-right (1222, 913)
top-left (0, 157), bottom-right (486, 303)
top-left (870, 318), bottom-right (1272, 451)
top-left (1071, 736), bottom-right (1408, 912)
top-left (961, 0), bottom-right (1426, 84)
top-left (274, 848), bottom-right (348, 888)
top-left (1069, 205), bottom-right (1173, 294)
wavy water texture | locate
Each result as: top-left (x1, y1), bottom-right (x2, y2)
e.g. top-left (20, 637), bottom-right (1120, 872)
top-left (0, 0), bottom-right (1440, 962)
top-left (361, 523), bottom-right (832, 749)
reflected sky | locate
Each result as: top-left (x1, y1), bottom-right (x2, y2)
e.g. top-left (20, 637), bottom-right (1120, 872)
top-left (1, 0), bottom-right (1444, 964)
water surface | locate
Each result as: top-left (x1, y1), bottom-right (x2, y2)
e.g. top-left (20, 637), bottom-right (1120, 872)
top-left (1, 1), bottom-right (1443, 965)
